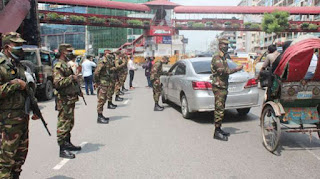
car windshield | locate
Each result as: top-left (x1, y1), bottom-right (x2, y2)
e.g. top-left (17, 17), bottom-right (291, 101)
top-left (24, 51), bottom-right (38, 65)
top-left (192, 60), bottom-right (238, 74)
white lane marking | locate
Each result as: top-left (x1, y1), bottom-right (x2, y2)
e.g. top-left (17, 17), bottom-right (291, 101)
top-left (297, 142), bottom-right (320, 161)
top-left (53, 142), bottom-right (88, 170)
top-left (124, 99), bottom-right (129, 105)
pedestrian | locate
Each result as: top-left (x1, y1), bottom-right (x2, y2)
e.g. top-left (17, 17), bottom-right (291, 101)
top-left (94, 49), bottom-right (113, 124)
top-left (82, 55), bottom-right (96, 95)
top-left (67, 54), bottom-right (78, 75)
top-left (53, 44), bottom-right (82, 159)
top-left (211, 38), bottom-right (243, 141)
top-left (128, 55), bottom-right (137, 89)
top-left (142, 57), bottom-right (153, 88)
top-left (150, 56), bottom-right (170, 111)
top-left (0, 32), bottom-right (33, 178)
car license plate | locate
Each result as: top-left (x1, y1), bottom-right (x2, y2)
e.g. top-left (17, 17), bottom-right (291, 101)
top-left (228, 85), bottom-right (238, 92)
top-left (297, 91), bottom-right (312, 99)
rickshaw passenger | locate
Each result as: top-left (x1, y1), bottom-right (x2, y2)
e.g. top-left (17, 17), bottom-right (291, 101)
top-left (257, 45), bottom-right (279, 84)
top-left (266, 41), bottom-right (292, 101)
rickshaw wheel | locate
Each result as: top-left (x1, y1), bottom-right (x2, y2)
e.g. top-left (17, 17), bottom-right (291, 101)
top-left (261, 105), bottom-right (281, 152)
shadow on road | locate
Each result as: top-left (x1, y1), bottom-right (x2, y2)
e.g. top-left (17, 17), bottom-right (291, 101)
top-left (167, 101), bottom-right (259, 124)
top-left (78, 143), bottom-right (105, 154)
top-left (222, 127), bottom-right (249, 135)
top-left (110, 116), bottom-right (129, 121)
top-left (47, 175), bottom-right (74, 179)
top-left (259, 131), bottom-right (320, 156)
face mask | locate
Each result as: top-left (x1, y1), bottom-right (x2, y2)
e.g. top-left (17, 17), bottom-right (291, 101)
top-left (66, 52), bottom-right (74, 61)
top-left (8, 45), bottom-right (24, 61)
top-left (221, 46), bottom-right (228, 53)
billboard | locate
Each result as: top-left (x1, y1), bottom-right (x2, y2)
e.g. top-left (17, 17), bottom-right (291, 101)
top-left (162, 36), bottom-right (172, 44)
top-left (148, 26), bottom-right (174, 36)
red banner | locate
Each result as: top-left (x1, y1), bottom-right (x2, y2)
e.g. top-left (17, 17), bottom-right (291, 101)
top-left (156, 36), bottom-right (163, 44)
top-left (148, 26), bottom-right (174, 36)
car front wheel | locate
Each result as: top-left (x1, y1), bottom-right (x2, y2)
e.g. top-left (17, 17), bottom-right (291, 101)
top-left (181, 95), bottom-right (192, 119)
top-left (44, 80), bottom-right (53, 100)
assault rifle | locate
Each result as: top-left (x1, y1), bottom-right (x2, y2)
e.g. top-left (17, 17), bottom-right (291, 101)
top-left (74, 74), bottom-right (87, 105)
top-left (25, 85), bottom-right (51, 136)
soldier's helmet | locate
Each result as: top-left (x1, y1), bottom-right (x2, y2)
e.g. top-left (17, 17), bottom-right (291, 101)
top-left (2, 32), bottom-right (26, 46)
top-left (58, 44), bottom-right (74, 52)
top-left (218, 37), bottom-right (230, 45)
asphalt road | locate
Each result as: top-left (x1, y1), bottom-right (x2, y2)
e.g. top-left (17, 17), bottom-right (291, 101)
top-left (21, 67), bottom-right (320, 179)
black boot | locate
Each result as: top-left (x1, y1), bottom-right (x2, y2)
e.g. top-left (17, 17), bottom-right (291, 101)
top-left (122, 86), bottom-right (128, 92)
top-left (60, 143), bottom-right (75, 159)
top-left (213, 128), bottom-right (228, 141)
top-left (108, 101), bottom-right (116, 109)
top-left (154, 103), bottom-right (164, 111)
top-left (65, 135), bottom-right (81, 151)
top-left (115, 95), bottom-right (124, 101)
top-left (12, 172), bottom-right (20, 179)
top-left (97, 114), bottom-right (109, 124)
top-left (119, 91), bottom-right (125, 95)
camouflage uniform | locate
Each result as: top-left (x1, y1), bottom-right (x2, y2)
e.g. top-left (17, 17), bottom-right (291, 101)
top-left (53, 59), bottom-right (79, 146)
top-left (114, 55), bottom-right (127, 95)
top-left (121, 56), bottom-right (128, 88)
top-left (0, 33), bottom-right (29, 178)
top-left (150, 61), bottom-right (166, 103)
top-left (94, 56), bottom-right (113, 114)
top-left (211, 50), bottom-right (238, 128)
top-left (106, 54), bottom-right (117, 102)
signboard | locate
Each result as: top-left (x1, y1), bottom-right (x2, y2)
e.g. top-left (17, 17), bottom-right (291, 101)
top-left (156, 36), bottom-right (163, 44)
top-left (148, 26), bottom-right (174, 36)
top-left (162, 36), bottom-right (172, 44)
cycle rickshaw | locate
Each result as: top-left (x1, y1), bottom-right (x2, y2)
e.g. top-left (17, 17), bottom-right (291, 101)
top-left (260, 37), bottom-right (320, 152)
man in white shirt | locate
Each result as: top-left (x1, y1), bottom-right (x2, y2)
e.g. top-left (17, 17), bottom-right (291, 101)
top-left (127, 55), bottom-right (137, 89)
top-left (81, 55), bottom-right (97, 95)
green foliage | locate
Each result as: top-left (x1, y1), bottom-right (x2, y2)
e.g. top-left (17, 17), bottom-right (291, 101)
top-left (262, 11), bottom-right (290, 34)
top-left (127, 19), bottom-right (143, 26)
top-left (308, 24), bottom-right (318, 30)
top-left (244, 22), bottom-right (252, 27)
top-left (192, 23), bottom-right (205, 28)
top-left (46, 12), bottom-right (64, 21)
top-left (300, 22), bottom-right (309, 29)
top-left (206, 21), bottom-right (213, 25)
top-left (88, 16), bottom-right (106, 24)
top-left (108, 18), bottom-right (122, 25)
top-left (231, 23), bottom-right (240, 29)
top-left (187, 21), bottom-right (194, 27)
top-left (39, 13), bottom-right (45, 20)
top-left (224, 21), bottom-right (232, 26)
top-left (69, 15), bottom-right (86, 23)
top-left (250, 23), bottom-right (261, 29)
top-left (143, 21), bottom-right (151, 25)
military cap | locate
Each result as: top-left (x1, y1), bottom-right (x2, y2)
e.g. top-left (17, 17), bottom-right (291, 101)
top-left (58, 44), bottom-right (74, 52)
top-left (218, 38), bottom-right (230, 44)
top-left (2, 32), bottom-right (26, 46)
top-left (104, 49), bottom-right (111, 53)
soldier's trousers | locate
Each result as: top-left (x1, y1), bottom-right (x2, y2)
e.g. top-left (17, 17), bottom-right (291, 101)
top-left (114, 77), bottom-right (121, 95)
top-left (107, 82), bottom-right (115, 101)
top-left (57, 102), bottom-right (75, 146)
top-left (0, 112), bottom-right (29, 178)
top-left (152, 79), bottom-right (161, 103)
top-left (212, 87), bottom-right (228, 128)
top-left (97, 86), bottom-right (108, 114)
top-left (121, 72), bottom-right (128, 87)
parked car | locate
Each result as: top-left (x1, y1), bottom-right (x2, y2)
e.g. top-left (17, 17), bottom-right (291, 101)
top-left (160, 57), bottom-right (259, 118)
top-left (21, 45), bottom-right (55, 100)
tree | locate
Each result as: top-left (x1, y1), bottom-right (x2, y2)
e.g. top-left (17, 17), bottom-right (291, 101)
top-left (262, 10), bottom-right (289, 36)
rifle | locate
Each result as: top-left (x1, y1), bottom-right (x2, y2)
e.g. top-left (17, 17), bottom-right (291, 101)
top-left (73, 73), bottom-right (87, 105)
top-left (25, 84), bottom-right (51, 136)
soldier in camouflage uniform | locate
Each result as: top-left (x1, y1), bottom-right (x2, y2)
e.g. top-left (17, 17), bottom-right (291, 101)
top-left (0, 32), bottom-right (30, 179)
top-left (121, 54), bottom-right (129, 92)
top-left (114, 52), bottom-right (126, 101)
top-left (94, 49), bottom-right (113, 124)
top-left (150, 56), bottom-right (169, 111)
top-left (211, 38), bottom-right (243, 141)
top-left (53, 44), bottom-right (82, 159)
top-left (106, 51), bottom-right (123, 106)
